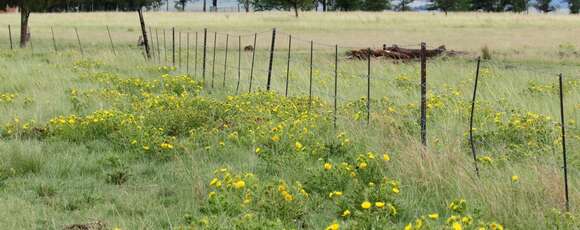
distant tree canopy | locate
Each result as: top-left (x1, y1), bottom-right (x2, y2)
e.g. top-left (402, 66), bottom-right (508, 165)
top-left (430, 0), bottom-right (470, 13)
top-left (251, 0), bottom-right (315, 16)
top-left (570, 0), bottom-right (580, 13)
top-left (0, 0), bottom-right (162, 47)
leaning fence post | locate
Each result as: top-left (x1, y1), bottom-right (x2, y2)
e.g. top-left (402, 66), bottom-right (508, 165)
top-left (334, 44), bottom-right (338, 129)
top-left (202, 28), bottom-right (207, 85)
top-left (138, 9), bottom-right (150, 59)
top-left (266, 28), bottom-right (276, 91)
top-left (236, 35), bottom-right (241, 94)
top-left (223, 34), bottom-right (229, 88)
top-left (74, 27), bottom-right (84, 56)
top-left (211, 32), bottom-right (217, 88)
top-left (559, 73), bottom-right (570, 212)
top-left (248, 33), bottom-right (257, 93)
top-left (106, 26), bottom-right (116, 56)
top-left (367, 48), bottom-right (371, 125)
top-left (469, 57), bottom-right (481, 177)
top-left (51, 26), bottom-right (58, 52)
top-left (309, 40), bottom-right (313, 109)
top-left (285, 35), bottom-right (292, 97)
top-left (420, 42), bottom-right (427, 146)
top-left (8, 25), bottom-right (13, 50)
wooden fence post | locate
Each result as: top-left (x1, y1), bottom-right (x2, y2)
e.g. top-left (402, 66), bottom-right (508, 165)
top-left (186, 32), bottom-right (190, 74)
top-left (138, 9), bottom-right (150, 59)
top-left (334, 44), bottom-right (338, 129)
top-left (367, 48), bottom-right (371, 125)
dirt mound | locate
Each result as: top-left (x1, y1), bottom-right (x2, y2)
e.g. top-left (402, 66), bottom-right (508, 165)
top-left (347, 45), bottom-right (465, 60)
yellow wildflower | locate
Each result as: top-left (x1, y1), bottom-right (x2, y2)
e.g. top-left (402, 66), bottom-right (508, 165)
top-left (358, 162), bottom-right (368, 169)
top-left (325, 223), bottom-right (340, 230)
top-left (295, 142), bottom-right (304, 151)
top-left (452, 222), bottom-right (462, 230)
top-left (255, 147), bottom-right (262, 154)
top-left (428, 213), bottom-right (439, 219)
top-left (375, 202), bottom-right (385, 208)
top-left (324, 163), bottom-right (333, 170)
top-left (233, 180), bottom-right (245, 189)
top-left (271, 135), bottom-right (280, 142)
top-left (511, 175), bottom-right (519, 183)
top-left (329, 191), bottom-right (343, 198)
top-left (341, 209), bottom-right (351, 217)
top-left (383, 153), bottom-right (391, 162)
top-left (361, 201), bottom-right (372, 209)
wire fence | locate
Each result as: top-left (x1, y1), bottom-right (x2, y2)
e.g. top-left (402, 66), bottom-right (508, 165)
top-left (1, 23), bottom-right (578, 211)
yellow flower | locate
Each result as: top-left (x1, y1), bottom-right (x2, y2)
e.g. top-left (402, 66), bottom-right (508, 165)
top-left (383, 153), bottom-right (391, 162)
top-left (271, 135), bottom-right (280, 142)
top-left (428, 213), bottom-right (439, 219)
top-left (375, 202), bottom-right (385, 208)
top-left (281, 191), bottom-right (294, 201)
top-left (295, 142), bottom-right (304, 151)
top-left (511, 175), bottom-right (519, 183)
top-left (325, 223), bottom-right (340, 230)
top-left (130, 140), bottom-right (137, 145)
top-left (367, 152), bottom-right (376, 159)
top-left (329, 191), bottom-right (343, 198)
top-left (113, 227), bottom-right (122, 230)
top-left (208, 191), bottom-right (216, 198)
top-left (404, 223), bottom-right (412, 230)
top-left (233, 180), bottom-right (245, 189)
top-left (452, 222), bottom-right (462, 230)
top-left (160, 143), bottom-right (174, 150)
top-left (392, 187), bottom-right (400, 194)
top-left (255, 147), bottom-right (262, 154)
top-left (324, 163), bottom-right (333, 170)
top-left (341, 209), bottom-right (351, 217)
top-left (361, 201), bottom-right (372, 209)
top-left (490, 222), bottom-right (504, 230)
top-left (358, 162), bottom-right (368, 169)
top-left (142, 145), bottom-right (150, 151)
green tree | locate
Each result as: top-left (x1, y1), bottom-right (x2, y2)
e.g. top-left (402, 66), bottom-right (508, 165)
top-left (534, 0), bottom-right (553, 12)
top-left (333, 0), bottom-right (363, 11)
top-left (395, 0), bottom-right (414, 11)
top-left (504, 0), bottom-right (528, 12)
top-left (175, 0), bottom-right (193, 11)
top-left (471, 0), bottom-right (501, 11)
top-left (362, 0), bottom-right (391, 11)
top-left (569, 0), bottom-right (579, 13)
top-left (431, 0), bottom-right (470, 14)
top-left (251, 0), bottom-right (314, 17)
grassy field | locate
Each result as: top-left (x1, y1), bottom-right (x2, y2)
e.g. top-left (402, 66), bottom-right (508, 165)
top-left (0, 12), bottom-right (579, 229)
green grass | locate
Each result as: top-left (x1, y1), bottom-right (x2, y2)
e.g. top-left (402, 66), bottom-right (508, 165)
top-left (0, 11), bottom-right (579, 229)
